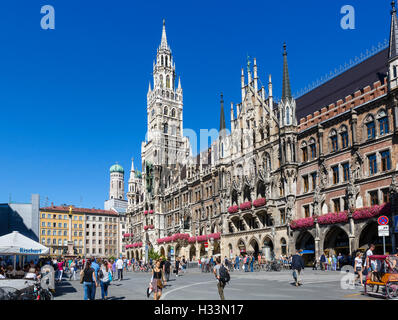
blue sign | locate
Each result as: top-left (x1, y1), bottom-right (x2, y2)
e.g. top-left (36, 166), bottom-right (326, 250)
top-left (394, 216), bottom-right (398, 233)
top-left (20, 248), bottom-right (42, 254)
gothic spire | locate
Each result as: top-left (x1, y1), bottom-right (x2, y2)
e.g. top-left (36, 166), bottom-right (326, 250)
top-left (160, 19), bottom-right (169, 50)
top-left (389, 1), bottom-right (398, 61)
top-left (282, 42), bottom-right (292, 101)
top-left (219, 93), bottom-right (226, 132)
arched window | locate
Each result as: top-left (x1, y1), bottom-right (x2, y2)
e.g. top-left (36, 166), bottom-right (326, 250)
top-left (159, 75), bottom-right (163, 88)
top-left (164, 106), bottom-right (168, 115)
top-left (166, 75), bottom-right (170, 88)
top-left (377, 109), bottom-right (389, 136)
top-left (286, 107), bottom-right (290, 125)
top-left (301, 141), bottom-right (308, 162)
top-left (171, 108), bottom-right (176, 117)
top-left (309, 138), bottom-right (316, 160)
top-left (165, 56), bottom-right (168, 67)
top-left (221, 143), bottom-right (224, 158)
top-left (365, 114), bottom-right (375, 140)
top-left (161, 56), bottom-right (164, 66)
top-left (164, 123), bottom-right (168, 134)
top-left (329, 129), bottom-right (338, 152)
top-left (339, 125), bottom-right (349, 149)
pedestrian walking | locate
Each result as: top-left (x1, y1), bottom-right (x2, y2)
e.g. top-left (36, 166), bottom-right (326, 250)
top-left (69, 260), bottom-right (77, 281)
top-left (213, 257), bottom-right (230, 300)
top-left (151, 260), bottom-right (166, 300)
top-left (99, 260), bottom-right (112, 300)
top-left (81, 260), bottom-right (98, 300)
top-left (332, 255), bottom-right (337, 271)
top-left (234, 255), bottom-right (239, 270)
top-left (250, 255), bottom-right (254, 272)
top-left (291, 250), bottom-right (305, 287)
top-left (320, 252), bottom-right (326, 271)
top-left (164, 257), bottom-right (171, 281)
top-left (354, 252), bottom-right (364, 286)
top-left (57, 260), bottom-right (64, 282)
top-left (116, 257), bottom-right (124, 280)
top-left (175, 257), bottom-right (180, 277)
top-left (112, 260), bottom-right (116, 277)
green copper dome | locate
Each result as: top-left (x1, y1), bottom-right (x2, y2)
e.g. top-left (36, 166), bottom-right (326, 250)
top-left (110, 163), bottom-right (124, 174)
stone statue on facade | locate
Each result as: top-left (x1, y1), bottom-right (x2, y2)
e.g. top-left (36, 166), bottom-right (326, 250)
top-left (319, 161), bottom-right (329, 188)
top-left (346, 175), bottom-right (360, 212)
top-left (312, 185), bottom-right (325, 217)
top-left (350, 151), bottom-right (363, 180)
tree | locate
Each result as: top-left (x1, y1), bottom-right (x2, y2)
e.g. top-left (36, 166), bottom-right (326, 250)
top-left (148, 248), bottom-right (161, 260)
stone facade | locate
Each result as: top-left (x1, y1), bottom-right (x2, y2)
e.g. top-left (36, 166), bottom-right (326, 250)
top-left (125, 8), bottom-right (398, 262)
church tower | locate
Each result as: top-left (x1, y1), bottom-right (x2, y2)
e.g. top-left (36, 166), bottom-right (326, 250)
top-left (109, 163), bottom-right (125, 200)
top-left (388, 1), bottom-right (398, 91)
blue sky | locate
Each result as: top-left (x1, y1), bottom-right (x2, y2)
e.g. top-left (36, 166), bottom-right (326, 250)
top-left (0, 0), bottom-right (392, 208)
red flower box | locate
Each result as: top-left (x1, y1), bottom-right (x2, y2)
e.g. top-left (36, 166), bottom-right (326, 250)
top-left (228, 205), bottom-right (239, 214)
top-left (144, 211), bottom-right (148, 215)
top-left (149, 225), bottom-right (154, 229)
top-left (149, 210), bottom-right (154, 214)
top-left (208, 232), bottom-right (221, 240)
top-left (352, 203), bottom-right (391, 220)
top-left (253, 198), bottom-right (266, 208)
top-left (290, 217), bottom-right (315, 230)
top-left (144, 225), bottom-right (149, 231)
top-left (317, 212), bottom-right (348, 225)
top-left (240, 201), bottom-right (252, 211)
top-left (197, 235), bottom-right (208, 242)
top-left (188, 236), bottom-right (196, 243)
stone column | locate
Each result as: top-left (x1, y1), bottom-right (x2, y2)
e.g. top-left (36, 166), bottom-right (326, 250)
top-left (67, 209), bottom-right (74, 256)
top-left (351, 110), bottom-right (358, 146)
top-left (317, 125), bottom-right (324, 156)
top-left (314, 219), bottom-right (321, 267)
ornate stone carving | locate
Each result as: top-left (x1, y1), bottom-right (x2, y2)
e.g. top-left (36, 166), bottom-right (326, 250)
top-left (346, 175), bottom-right (360, 212)
top-left (312, 185), bottom-right (325, 216)
top-left (286, 195), bottom-right (295, 221)
top-left (319, 161), bottom-right (329, 188)
top-left (350, 151), bottom-right (363, 180)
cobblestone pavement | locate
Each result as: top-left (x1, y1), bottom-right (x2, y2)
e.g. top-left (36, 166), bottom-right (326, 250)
top-left (53, 268), bottom-right (379, 300)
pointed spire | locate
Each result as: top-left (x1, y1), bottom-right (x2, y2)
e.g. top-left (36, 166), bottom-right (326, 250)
top-left (219, 93), bottom-right (226, 132)
top-left (178, 76), bottom-right (181, 89)
top-left (282, 43), bottom-right (292, 101)
top-left (389, 1), bottom-right (398, 60)
top-left (160, 19), bottom-right (168, 50)
top-left (148, 81), bottom-right (152, 93)
top-left (130, 157), bottom-right (135, 172)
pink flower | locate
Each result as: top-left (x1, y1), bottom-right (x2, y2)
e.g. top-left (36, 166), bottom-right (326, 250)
top-left (352, 203), bottom-right (391, 220)
top-left (149, 225), bottom-right (154, 229)
top-left (144, 211), bottom-right (148, 215)
top-left (144, 225), bottom-right (149, 231)
top-left (228, 205), bottom-right (239, 214)
top-left (290, 217), bottom-right (314, 230)
top-left (317, 212), bottom-right (348, 225)
top-left (208, 232), bottom-right (221, 240)
top-left (149, 210), bottom-right (154, 214)
top-left (188, 236), bottom-right (196, 243)
top-left (253, 198), bottom-right (266, 208)
top-left (240, 201), bottom-right (252, 211)
top-left (197, 235), bottom-right (208, 242)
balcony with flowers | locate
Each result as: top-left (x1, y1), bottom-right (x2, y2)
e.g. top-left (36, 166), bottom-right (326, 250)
top-left (240, 201), bottom-right (252, 211)
top-left (144, 210), bottom-right (148, 216)
top-left (149, 210), bottom-right (154, 214)
top-left (228, 205), bottom-right (239, 214)
top-left (253, 198), bottom-right (266, 208)
top-left (290, 203), bottom-right (391, 231)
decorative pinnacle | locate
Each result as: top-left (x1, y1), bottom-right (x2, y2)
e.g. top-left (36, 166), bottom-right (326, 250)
top-left (283, 42), bottom-right (287, 55)
top-left (393, 1), bottom-right (397, 13)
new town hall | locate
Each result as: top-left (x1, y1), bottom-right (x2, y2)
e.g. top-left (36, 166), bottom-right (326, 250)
top-left (116, 5), bottom-right (398, 264)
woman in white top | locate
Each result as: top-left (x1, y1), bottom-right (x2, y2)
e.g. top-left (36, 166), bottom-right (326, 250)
top-left (354, 252), bottom-right (364, 286)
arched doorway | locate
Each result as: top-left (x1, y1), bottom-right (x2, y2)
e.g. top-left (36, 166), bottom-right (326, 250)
top-left (160, 247), bottom-right (165, 257)
top-left (323, 227), bottom-right (349, 256)
top-left (213, 241), bottom-right (220, 255)
top-left (200, 243), bottom-right (206, 257)
top-left (127, 251), bottom-right (130, 259)
top-left (280, 238), bottom-right (287, 256)
top-left (167, 245), bottom-right (172, 259)
top-left (296, 231), bottom-right (315, 267)
top-left (189, 245), bottom-right (196, 261)
top-left (262, 237), bottom-right (274, 260)
top-left (359, 221), bottom-right (392, 254)
top-left (175, 244), bottom-right (181, 258)
top-left (238, 239), bottom-right (246, 256)
top-left (248, 238), bottom-right (260, 256)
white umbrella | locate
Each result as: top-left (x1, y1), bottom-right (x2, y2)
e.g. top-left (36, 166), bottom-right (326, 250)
top-left (0, 231), bottom-right (49, 256)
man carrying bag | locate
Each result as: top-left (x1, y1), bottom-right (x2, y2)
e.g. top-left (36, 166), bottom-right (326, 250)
top-left (291, 249), bottom-right (305, 287)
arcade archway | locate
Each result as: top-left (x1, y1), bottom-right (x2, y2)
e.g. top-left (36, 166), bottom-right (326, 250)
top-left (359, 221), bottom-right (392, 254)
top-left (323, 227), bottom-right (349, 256)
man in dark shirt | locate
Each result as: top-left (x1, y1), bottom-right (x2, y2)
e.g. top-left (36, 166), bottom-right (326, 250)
top-left (291, 250), bottom-right (305, 287)
top-left (163, 258), bottom-right (171, 281)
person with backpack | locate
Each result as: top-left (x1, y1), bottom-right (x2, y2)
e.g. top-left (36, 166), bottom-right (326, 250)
top-left (213, 257), bottom-right (229, 300)
top-left (99, 260), bottom-right (112, 300)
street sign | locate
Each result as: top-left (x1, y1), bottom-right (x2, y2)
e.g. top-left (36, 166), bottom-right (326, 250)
top-left (378, 216), bottom-right (389, 226)
top-left (378, 225), bottom-right (389, 237)
top-left (204, 242), bottom-right (208, 248)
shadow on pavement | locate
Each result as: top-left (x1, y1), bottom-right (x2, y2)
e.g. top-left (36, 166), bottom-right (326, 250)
top-left (53, 280), bottom-right (78, 297)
